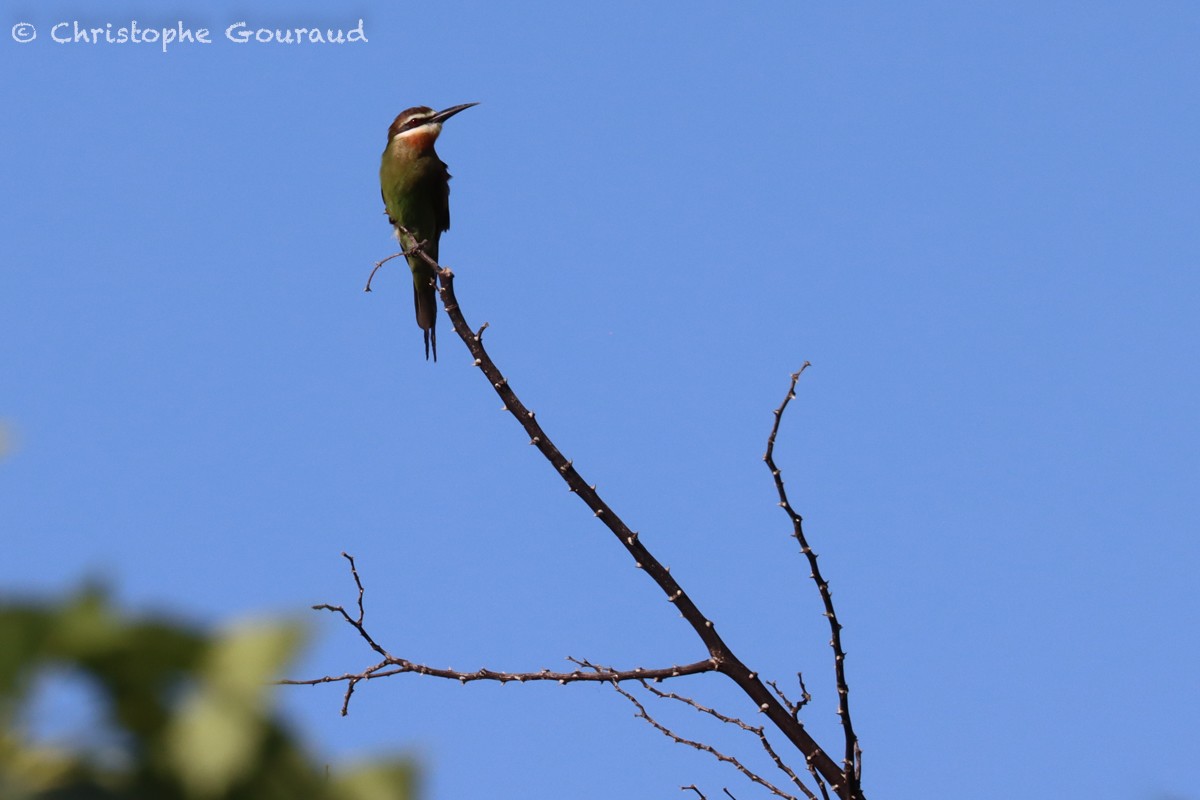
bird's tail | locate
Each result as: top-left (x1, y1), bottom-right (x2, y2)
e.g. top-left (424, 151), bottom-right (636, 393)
top-left (413, 277), bottom-right (438, 361)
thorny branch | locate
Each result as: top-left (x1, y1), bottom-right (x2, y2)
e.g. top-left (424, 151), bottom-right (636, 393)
top-left (296, 238), bottom-right (866, 798)
top-left (764, 367), bottom-right (861, 782)
top-left (279, 553), bottom-right (718, 707)
top-left (634, 681), bottom-right (814, 799)
top-left (280, 652), bottom-right (716, 691)
top-left (608, 679), bottom-right (802, 800)
top-left (416, 236), bottom-right (859, 797)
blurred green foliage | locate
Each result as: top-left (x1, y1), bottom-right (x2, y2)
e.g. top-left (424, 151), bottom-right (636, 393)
top-left (0, 587), bottom-right (416, 800)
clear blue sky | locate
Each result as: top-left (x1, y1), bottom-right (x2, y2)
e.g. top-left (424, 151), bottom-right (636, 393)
top-left (2, 2), bottom-right (1197, 798)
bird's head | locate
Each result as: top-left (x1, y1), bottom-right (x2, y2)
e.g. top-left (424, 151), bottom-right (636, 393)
top-left (387, 103), bottom-right (478, 152)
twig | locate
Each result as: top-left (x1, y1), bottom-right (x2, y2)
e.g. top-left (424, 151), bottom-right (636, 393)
top-left (283, 555), bottom-right (718, 713)
top-left (388, 233), bottom-right (857, 799)
top-left (638, 683), bottom-right (816, 800)
top-left (767, 673), bottom-right (812, 721)
top-left (575, 658), bottom-right (814, 797)
top-left (364, 239), bottom-right (429, 292)
top-left (309, 553), bottom-right (392, 660)
top-left (609, 681), bottom-right (799, 800)
top-left (764, 367), bottom-right (860, 787)
top-left (281, 658), bottom-right (718, 689)
top-left (807, 761), bottom-right (831, 800)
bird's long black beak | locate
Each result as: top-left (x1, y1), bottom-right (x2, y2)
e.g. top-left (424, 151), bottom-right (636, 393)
top-left (430, 102), bottom-right (479, 124)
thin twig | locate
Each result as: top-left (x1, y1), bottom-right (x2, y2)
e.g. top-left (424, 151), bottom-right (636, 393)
top-left (639, 683), bottom-right (815, 800)
top-left (364, 239), bottom-right (429, 292)
top-left (767, 673), bottom-right (812, 721)
top-left (310, 553), bottom-right (392, 660)
top-left (281, 658), bottom-right (718, 688)
top-left (609, 681), bottom-right (798, 800)
top-left (807, 759), bottom-right (831, 800)
top-left (284, 554), bottom-right (718, 713)
top-left (764, 366), bottom-right (860, 788)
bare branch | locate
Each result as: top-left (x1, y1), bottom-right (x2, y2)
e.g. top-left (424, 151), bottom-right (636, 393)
top-left (764, 367), bottom-right (861, 784)
top-left (574, 658), bottom-right (814, 797)
top-left (639, 684), bottom-right (815, 800)
top-left (351, 242), bottom-right (866, 797)
top-left (609, 680), bottom-right (799, 800)
top-left (281, 657), bottom-right (718, 689)
top-left (283, 555), bottom-right (718, 713)
top-left (378, 234), bottom-right (858, 798)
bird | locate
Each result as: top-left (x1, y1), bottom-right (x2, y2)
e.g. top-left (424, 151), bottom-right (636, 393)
top-left (379, 102), bottom-right (478, 361)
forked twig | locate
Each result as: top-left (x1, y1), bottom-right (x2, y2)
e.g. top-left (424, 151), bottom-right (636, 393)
top-left (767, 673), bottom-right (812, 721)
top-left (609, 680), bottom-right (800, 800)
top-left (282, 556), bottom-right (718, 715)
top-left (309, 553), bottom-right (392, 660)
top-left (637, 682), bottom-right (815, 799)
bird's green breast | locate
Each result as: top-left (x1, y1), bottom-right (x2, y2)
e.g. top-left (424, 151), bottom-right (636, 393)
top-left (380, 146), bottom-right (449, 258)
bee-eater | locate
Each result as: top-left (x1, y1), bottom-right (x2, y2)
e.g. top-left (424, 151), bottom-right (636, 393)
top-left (379, 102), bottom-right (477, 361)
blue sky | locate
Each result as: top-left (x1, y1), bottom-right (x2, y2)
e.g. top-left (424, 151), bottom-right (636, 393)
top-left (2, 2), bottom-right (1197, 798)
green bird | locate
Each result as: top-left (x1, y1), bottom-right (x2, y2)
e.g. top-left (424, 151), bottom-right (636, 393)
top-left (379, 102), bottom-right (478, 361)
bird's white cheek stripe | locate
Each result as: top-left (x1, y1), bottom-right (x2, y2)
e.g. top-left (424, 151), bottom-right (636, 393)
top-left (392, 122), bottom-right (443, 142)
